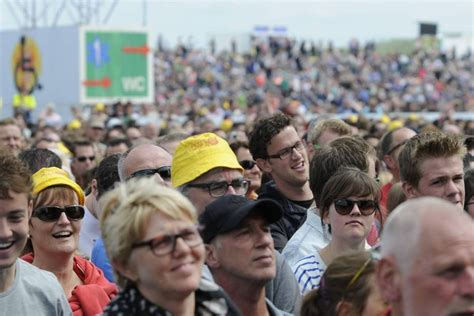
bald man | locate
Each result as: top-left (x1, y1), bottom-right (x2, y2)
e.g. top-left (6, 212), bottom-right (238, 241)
top-left (118, 143), bottom-right (172, 186)
top-left (377, 197), bottom-right (474, 316)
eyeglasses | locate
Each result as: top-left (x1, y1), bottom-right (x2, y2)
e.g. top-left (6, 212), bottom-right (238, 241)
top-left (132, 225), bottom-right (203, 256)
top-left (239, 160), bottom-right (256, 170)
top-left (76, 156), bottom-right (95, 162)
top-left (333, 199), bottom-right (378, 216)
top-left (386, 139), bottom-right (408, 156)
top-left (130, 166), bottom-right (172, 181)
top-left (267, 141), bottom-right (305, 160)
top-left (32, 205), bottom-right (85, 222)
top-left (187, 179), bottom-right (250, 198)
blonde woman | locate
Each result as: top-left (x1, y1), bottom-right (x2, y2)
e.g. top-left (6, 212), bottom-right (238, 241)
top-left (100, 177), bottom-right (240, 315)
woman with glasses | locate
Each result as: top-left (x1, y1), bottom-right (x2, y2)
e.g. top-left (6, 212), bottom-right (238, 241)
top-left (100, 177), bottom-right (241, 315)
top-left (230, 141), bottom-right (263, 200)
top-left (300, 251), bottom-right (387, 316)
top-left (293, 167), bottom-right (380, 294)
top-left (22, 167), bottom-right (117, 315)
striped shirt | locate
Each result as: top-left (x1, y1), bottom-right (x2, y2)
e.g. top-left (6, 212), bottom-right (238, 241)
top-left (292, 251), bottom-right (327, 294)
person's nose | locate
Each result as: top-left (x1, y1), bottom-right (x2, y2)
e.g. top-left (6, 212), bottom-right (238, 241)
top-left (458, 266), bottom-right (474, 299)
top-left (349, 203), bottom-right (362, 216)
top-left (225, 184), bottom-right (237, 195)
top-left (0, 219), bottom-right (13, 240)
top-left (172, 236), bottom-right (191, 257)
top-left (56, 211), bottom-right (71, 225)
top-left (255, 228), bottom-right (273, 248)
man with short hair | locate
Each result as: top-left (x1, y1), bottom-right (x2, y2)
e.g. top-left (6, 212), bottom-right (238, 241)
top-left (118, 143), bottom-right (172, 186)
top-left (249, 113), bottom-right (313, 251)
top-left (71, 140), bottom-right (97, 189)
top-left (0, 118), bottom-right (24, 156)
top-left (79, 154), bottom-right (121, 258)
top-left (0, 153), bottom-right (72, 315)
top-left (19, 148), bottom-right (62, 173)
top-left (306, 118), bottom-right (352, 160)
top-left (376, 197), bottom-right (474, 316)
top-left (282, 136), bottom-right (378, 267)
top-left (399, 132), bottom-right (466, 208)
top-left (378, 127), bottom-right (416, 209)
top-left (172, 132), bottom-right (301, 314)
top-left (201, 195), bottom-right (291, 316)
top-left (105, 138), bottom-right (131, 156)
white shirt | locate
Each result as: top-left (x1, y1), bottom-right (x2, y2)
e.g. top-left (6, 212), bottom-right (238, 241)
top-left (78, 206), bottom-right (100, 258)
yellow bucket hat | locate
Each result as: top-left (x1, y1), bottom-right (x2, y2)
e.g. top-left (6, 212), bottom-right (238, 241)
top-left (32, 167), bottom-right (85, 205)
top-left (171, 133), bottom-right (243, 188)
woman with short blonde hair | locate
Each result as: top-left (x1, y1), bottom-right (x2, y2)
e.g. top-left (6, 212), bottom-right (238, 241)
top-left (100, 177), bottom-right (240, 315)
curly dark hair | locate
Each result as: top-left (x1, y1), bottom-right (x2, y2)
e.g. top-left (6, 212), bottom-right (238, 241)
top-left (248, 113), bottom-right (292, 160)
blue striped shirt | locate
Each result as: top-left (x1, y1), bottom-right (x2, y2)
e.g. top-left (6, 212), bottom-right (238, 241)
top-left (292, 251), bottom-right (327, 294)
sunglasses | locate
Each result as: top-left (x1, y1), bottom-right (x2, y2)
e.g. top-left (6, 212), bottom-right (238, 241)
top-left (32, 205), bottom-right (85, 222)
top-left (333, 199), bottom-right (377, 216)
top-left (239, 160), bottom-right (256, 170)
top-left (130, 166), bottom-right (172, 180)
top-left (76, 156), bottom-right (95, 162)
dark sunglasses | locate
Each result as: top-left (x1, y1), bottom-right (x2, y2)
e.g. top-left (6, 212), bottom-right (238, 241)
top-left (130, 166), bottom-right (172, 180)
top-left (239, 160), bottom-right (256, 170)
top-left (76, 156), bottom-right (95, 162)
top-left (334, 199), bottom-right (377, 216)
top-left (32, 205), bottom-right (85, 222)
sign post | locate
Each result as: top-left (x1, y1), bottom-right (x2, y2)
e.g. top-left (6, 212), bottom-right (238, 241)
top-left (80, 27), bottom-right (153, 104)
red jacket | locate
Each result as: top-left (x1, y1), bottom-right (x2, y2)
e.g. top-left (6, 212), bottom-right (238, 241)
top-left (23, 253), bottom-right (117, 316)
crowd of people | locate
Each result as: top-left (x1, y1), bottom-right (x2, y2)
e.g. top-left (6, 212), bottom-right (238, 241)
top-left (0, 37), bottom-right (473, 316)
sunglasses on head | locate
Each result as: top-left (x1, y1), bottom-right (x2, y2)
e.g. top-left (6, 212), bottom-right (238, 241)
top-left (130, 166), bottom-right (172, 180)
top-left (32, 205), bottom-right (85, 222)
top-left (76, 156), bottom-right (95, 162)
top-left (239, 160), bottom-right (256, 170)
top-left (333, 199), bottom-right (377, 216)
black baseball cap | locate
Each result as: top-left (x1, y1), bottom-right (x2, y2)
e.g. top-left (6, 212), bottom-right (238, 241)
top-left (199, 195), bottom-right (283, 243)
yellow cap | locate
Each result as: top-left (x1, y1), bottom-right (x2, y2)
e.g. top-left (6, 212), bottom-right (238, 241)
top-left (172, 133), bottom-right (243, 188)
top-left (32, 167), bottom-right (84, 205)
top-left (95, 102), bottom-right (105, 111)
top-left (388, 120), bottom-right (404, 131)
top-left (220, 119), bottom-right (233, 132)
top-left (380, 114), bottom-right (391, 124)
top-left (68, 119), bottom-right (82, 130)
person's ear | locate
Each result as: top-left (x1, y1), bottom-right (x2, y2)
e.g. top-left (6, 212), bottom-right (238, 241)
top-left (113, 259), bottom-right (138, 283)
top-left (383, 154), bottom-right (396, 170)
top-left (402, 181), bottom-right (417, 199)
top-left (205, 243), bottom-right (220, 269)
top-left (256, 158), bottom-right (272, 174)
top-left (335, 301), bottom-right (355, 316)
top-left (91, 179), bottom-right (99, 198)
top-left (376, 257), bottom-right (402, 303)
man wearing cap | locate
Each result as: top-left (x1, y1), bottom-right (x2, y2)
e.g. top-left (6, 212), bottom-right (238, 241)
top-left (118, 143), bottom-right (172, 186)
top-left (172, 132), bottom-right (301, 314)
top-left (378, 127), bottom-right (416, 211)
top-left (71, 140), bottom-right (98, 189)
top-left (249, 113), bottom-right (313, 251)
top-left (201, 195), bottom-right (292, 316)
top-left (0, 153), bottom-right (72, 315)
top-left (172, 132), bottom-right (249, 214)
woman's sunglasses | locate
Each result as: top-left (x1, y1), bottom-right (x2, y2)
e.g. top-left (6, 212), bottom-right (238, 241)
top-left (334, 199), bottom-right (377, 216)
top-left (32, 205), bottom-right (85, 222)
top-left (239, 160), bottom-right (256, 170)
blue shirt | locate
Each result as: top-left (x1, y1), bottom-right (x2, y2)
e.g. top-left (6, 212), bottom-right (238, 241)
top-left (91, 237), bottom-right (115, 282)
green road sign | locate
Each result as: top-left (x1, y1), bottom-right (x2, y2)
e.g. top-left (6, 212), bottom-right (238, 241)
top-left (80, 28), bottom-right (153, 103)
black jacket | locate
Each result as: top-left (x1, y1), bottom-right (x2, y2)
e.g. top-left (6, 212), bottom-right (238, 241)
top-left (259, 181), bottom-right (308, 252)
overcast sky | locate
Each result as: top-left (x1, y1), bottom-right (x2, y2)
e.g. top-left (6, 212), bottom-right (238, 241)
top-left (1, 0), bottom-right (472, 48)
